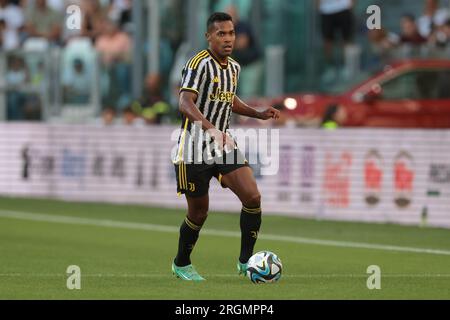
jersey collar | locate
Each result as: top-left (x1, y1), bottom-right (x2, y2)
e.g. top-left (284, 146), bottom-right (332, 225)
top-left (207, 49), bottom-right (229, 70)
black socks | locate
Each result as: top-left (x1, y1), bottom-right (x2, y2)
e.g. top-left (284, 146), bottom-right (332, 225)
top-left (239, 206), bottom-right (262, 264)
top-left (175, 206), bottom-right (262, 267)
top-left (174, 217), bottom-right (202, 267)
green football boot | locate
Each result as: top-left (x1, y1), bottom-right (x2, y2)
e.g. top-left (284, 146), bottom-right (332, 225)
top-left (172, 262), bottom-right (205, 281)
top-left (237, 261), bottom-right (248, 276)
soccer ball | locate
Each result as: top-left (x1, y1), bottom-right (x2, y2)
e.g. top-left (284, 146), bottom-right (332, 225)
top-left (246, 251), bottom-right (282, 284)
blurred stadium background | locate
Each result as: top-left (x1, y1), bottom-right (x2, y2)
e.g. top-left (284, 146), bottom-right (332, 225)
top-left (1, 0), bottom-right (450, 299)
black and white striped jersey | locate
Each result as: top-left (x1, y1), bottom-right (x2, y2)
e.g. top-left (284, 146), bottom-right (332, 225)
top-left (174, 49), bottom-right (241, 163)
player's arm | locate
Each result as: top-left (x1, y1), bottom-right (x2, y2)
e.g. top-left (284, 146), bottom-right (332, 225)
top-left (179, 91), bottom-right (234, 148)
top-left (232, 95), bottom-right (280, 120)
top-left (179, 91), bottom-right (216, 131)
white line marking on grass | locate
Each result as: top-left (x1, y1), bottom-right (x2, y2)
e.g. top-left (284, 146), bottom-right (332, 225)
top-left (1, 209), bottom-right (450, 256)
top-left (1, 273), bottom-right (450, 278)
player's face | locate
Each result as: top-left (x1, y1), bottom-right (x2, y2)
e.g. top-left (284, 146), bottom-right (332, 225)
top-left (207, 21), bottom-right (236, 58)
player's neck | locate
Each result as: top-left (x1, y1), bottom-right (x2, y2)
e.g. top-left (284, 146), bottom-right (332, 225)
top-left (208, 48), bottom-right (228, 66)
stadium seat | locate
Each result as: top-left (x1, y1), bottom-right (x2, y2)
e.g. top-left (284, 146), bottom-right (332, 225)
top-left (59, 38), bottom-right (100, 122)
top-left (62, 37), bottom-right (96, 73)
top-left (22, 37), bottom-right (50, 52)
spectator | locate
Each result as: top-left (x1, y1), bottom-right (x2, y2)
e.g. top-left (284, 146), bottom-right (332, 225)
top-left (21, 0), bottom-right (80, 13)
top-left (121, 106), bottom-right (145, 127)
top-left (6, 55), bottom-right (28, 120)
top-left (142, 73), bottom-right (164, 108)
top-left (21, 0), bottom-right (68, 13)
top-left (141, 73), bottom-right (171, 124)
top-left (30, 60), bottom-right (44, 87)
top-left (0, 0), bottom-right (24, 50)
top-left (0, 18), bottom-right (3, 43)
top-left (320, 104), bottom-right (347, 130)
top-left (429, 19), bottom-right (450, 47)
top-left (5, 54), bottom-right (41, 121)
top-left (367, 28), bottom-right (400, 66)
top-left (226, 5), bottom-right (263, 98)
top-left (62, 58), bottom-right (91, 104)
top-left (0, 18), bottom-right (5, 48)
top-left (160, 0), bottom-right (184, 53)
top-left (6, 55), bottom-right (28, 86)
top-left (95, 18), bottom-right (131, 65)
top-left (24, 0), bottom-right (63, 43)
top-left (108, 0), bottom-right (132, 29)
top-left (141, 107), bottom-right (156, 125)
top-left (100, 107), bottom-right (117, 126)
top-left (400, 14), bottom-right (427, 45)
top-left (95, 18), bottom-right (132, 110)
top-left (417, 0), bottom-right (449, 38)
top-left (81, 0), bottom-right (108, 43)
top-left (317, 0), bottom-right (355, 83)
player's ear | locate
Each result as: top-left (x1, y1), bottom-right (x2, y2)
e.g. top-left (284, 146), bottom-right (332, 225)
top-left (205, 32), bottom-right (210, 41)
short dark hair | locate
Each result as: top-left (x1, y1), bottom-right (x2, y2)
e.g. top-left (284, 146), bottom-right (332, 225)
top-left (207, 12), bottom-right (233, 31)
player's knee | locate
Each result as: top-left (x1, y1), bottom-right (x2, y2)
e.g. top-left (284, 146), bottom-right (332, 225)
top-left (245, 192), bottom-right (261, 209)
top-left (191, 211), bottom-right (208, 225)
top-left (188, 207), bottom-right (209, 225)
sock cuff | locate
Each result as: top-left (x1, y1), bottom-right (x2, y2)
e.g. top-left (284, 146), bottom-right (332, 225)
top-left (242, 206), bottom-right (262, 214)
top-left (184, 217), bottom-right (202, 231)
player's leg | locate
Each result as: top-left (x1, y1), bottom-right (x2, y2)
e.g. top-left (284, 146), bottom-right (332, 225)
top-left (172, 194), bottom-right (209, 281)
top-left (173, 162), bottom-right (212, 280)
top-left (174, 194), bottom-right (209, 267)
top-left (220, 166), bottom-right (262, 271)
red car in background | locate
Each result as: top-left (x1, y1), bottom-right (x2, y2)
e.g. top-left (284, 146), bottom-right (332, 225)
top-left (247, 59), bottom-right (450, 128)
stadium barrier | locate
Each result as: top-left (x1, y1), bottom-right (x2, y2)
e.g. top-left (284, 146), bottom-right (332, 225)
top-left (0, 123), bottom-right (449, 229)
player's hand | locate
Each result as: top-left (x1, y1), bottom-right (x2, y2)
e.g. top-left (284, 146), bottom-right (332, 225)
top-left (258, 107), bottom-right (280, 120)
top-left (222, 132), bottom-right (235, 153)
top-left (207, 129), bottom-right (235, 153)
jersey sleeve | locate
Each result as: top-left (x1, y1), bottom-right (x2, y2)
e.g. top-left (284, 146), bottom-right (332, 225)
top-left (179, 52), bottom-right (207, 95)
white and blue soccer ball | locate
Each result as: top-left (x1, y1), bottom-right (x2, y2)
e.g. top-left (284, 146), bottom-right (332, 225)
top-left (246, 251), bottom-right (282, 284)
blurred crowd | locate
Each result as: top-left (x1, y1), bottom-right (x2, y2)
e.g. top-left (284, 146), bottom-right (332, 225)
top-left (0, 0), bottom-right (264, 126)
top-left (319, 0), bottom-right (450, 85)
top-left (1, 0), bottom-right (450, 127)
top-left (0, 0), bottom-right (133, 58)
top-left (367, 0), bottom-right (450, 67)
top-left (0, 0), bottom-right (173, 124)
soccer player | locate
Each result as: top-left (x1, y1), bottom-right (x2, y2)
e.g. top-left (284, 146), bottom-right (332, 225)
top-left (171, 12), bottom-right (280, 281)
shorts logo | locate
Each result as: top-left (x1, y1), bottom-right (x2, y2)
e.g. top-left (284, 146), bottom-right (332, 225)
top-left (188, 182), bottom-right (196, 192)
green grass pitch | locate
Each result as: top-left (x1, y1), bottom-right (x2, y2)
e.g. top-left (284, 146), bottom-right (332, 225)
top-left (0, 196), bottom-right (449, 300)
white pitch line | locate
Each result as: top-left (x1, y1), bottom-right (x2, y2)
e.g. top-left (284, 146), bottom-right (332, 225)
top-left (1, 210), bottom-right (450, 256)
top-left (0, 273), bottom-right (449, 279)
